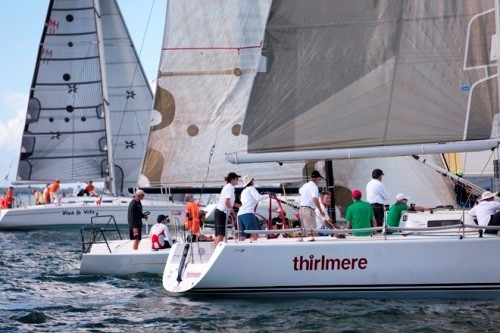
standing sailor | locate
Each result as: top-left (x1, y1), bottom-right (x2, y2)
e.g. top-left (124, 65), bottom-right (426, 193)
top-left (366, 169), bottom-right (390, 227)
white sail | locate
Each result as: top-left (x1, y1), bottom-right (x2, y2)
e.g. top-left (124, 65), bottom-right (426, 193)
top-left (16, 0), bottom-right (153, 194)
top-left (141, 0), bottom-right (304, 188)
top-left (140, 0), bottom-right (475, 209)
top-left (228, 0), bottom-right (499, 162)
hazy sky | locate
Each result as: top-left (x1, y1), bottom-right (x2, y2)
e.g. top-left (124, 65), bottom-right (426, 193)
top-left (0, 0), bottom-right (165, 186)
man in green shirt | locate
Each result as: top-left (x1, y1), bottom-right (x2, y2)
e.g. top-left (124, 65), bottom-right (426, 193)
top-left (346, 189), bottom-right (377, 236)
top-left (386, 193), bottom-right (426, 230)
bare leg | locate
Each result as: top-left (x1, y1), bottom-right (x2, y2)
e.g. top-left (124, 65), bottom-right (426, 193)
top-left (213, 235), bottom-right (224, 247)
top-left (133, 239), bottom-right (140, 250)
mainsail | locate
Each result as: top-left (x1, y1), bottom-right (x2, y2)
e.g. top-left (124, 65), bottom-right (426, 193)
top-left (16, 0), bottom-right (153, 195)
top-left (225, 0), bottom-right (499, 163)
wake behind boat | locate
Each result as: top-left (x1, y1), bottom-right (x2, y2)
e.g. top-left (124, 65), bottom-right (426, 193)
top-left (163, 210), bottom-right (500, 297)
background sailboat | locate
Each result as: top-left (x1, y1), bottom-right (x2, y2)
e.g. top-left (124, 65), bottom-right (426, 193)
top-left (16, 0), bottom-right (151, 195)
top-left (0, 0), bottom-right (183, 230)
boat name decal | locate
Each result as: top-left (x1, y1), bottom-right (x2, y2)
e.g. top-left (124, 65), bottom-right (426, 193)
top-left (62, 209), bottom-right (96, 216)
top-left (293, 255), bottom-right (368, 271)
top-left (185, 272), bottom-right (201, 279)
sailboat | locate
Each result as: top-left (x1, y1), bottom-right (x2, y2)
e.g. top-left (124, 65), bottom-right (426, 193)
top-left (0, 0), bottom-right (184, 230)
top-left (162, 0), bottom-right (500, 297)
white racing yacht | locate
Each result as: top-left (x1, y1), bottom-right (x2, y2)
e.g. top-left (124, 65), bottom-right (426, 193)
top-left (163, 209), bottom-right (500, 297)
top-left (160, 0), bottom-right (500, 297)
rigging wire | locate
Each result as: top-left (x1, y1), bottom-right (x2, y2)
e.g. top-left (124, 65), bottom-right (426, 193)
top-left (111, 0), bottom-right (157, 172)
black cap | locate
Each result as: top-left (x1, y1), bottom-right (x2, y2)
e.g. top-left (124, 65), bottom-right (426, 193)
top-left (372, 169), bottom-right (384, 178)
top-left (311, 170), bottom-right (324, 179)
top-left (157, 214), bottom-right (168, 222)
top-left (225, 172), bottom-right (241, 181)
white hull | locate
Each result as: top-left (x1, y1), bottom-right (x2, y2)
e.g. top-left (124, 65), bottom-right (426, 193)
top-left (0, 197), bottom-right (185, 230)
top-left (163, 211), bottom-right (500, 298)
top-left (80, 239), bottom-right (170, 275)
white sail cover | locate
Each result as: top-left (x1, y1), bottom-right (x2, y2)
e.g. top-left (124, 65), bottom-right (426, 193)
top-left (17, 0), bottom-right (153, 194)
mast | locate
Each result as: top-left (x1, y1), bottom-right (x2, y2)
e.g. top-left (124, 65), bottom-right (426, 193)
top-left (94, 0), bottom-right (116, 195)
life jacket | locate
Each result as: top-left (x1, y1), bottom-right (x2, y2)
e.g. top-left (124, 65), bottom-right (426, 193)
top-left (0, 198), bottom-right (7, 209)
top-left (4, 188), bottom-right (14, 204)
top-left (184, 202), bottom-right (200, 232)
top-left (43, 188), bottom-right (51, 203)
top-left (151, 225), bottom-right (166, 249)
top-left (49, 182), bottom-right (60, 193)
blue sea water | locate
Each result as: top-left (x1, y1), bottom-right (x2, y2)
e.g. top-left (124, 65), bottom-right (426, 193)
top-left (1, 229), bottom-right (500, 332)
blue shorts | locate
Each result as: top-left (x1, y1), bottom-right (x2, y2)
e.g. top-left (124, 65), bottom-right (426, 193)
top-left (238, 213), bottom-right (259, 237)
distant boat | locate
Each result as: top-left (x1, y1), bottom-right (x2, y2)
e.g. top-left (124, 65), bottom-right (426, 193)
top-left (0, 0), bottom-right (184, 230)
top-left (162, 0), bottom-right (500, 297)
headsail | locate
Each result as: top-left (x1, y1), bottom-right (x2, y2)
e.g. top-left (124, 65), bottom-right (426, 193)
top-left (225, 0), bottom-right (499, 164)
top-left (141, 0), bottom-right (304, 187)
top-left (16, 0), bottom-right (153, 194)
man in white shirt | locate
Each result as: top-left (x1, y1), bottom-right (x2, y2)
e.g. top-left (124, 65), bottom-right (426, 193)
top-left (366, 168), bottom-right (390, 227)
top-left (73, 181), bottom-right (84, 196)
top-left (214, 172), bottom-right (241, 246)
top-left (299, 170), bottom-right (324, 236)
top-left (468, 191), bottom-right (500, 235)
top-left (149, 214), bottom-right (173, 249)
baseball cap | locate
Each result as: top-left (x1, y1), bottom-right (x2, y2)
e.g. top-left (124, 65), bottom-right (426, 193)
top-left (396, 193), bottom-right (409, 201)
top-left (351, 189), bottom-right (362, 199)
top-left (225, 172), bottom-right (241, 181)
top-left (372, 169), bottom-right (384, 178)
top-left (311, 170), bottom-right (324, 179)
top-left (157, 214), bottom-right (169, 222)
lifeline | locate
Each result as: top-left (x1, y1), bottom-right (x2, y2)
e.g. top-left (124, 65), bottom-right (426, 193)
top-left (293, 255), bottom-right (368, 271)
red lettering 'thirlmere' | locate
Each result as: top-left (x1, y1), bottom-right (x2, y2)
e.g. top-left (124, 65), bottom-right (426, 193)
top-left (293, 255), bottom-right (368, 271)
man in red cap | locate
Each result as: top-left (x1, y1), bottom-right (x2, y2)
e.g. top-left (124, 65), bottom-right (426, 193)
top-left (345, 189), bottom-right (377, 236)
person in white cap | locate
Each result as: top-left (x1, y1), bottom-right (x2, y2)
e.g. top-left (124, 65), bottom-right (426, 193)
top-left (237, 175), bottom-right (269, 241)
top-left (468, 191), bottom-right (500, 234)
top-left (386, 193), bottom-right (426, 229)
top-left (128, 189), bottom-right (148, 250)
